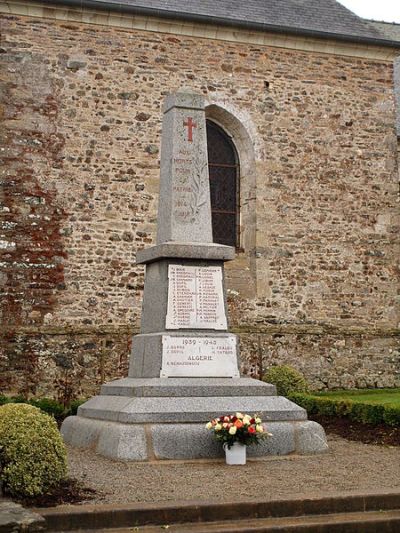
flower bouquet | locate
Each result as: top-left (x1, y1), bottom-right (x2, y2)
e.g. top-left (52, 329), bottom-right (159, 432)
top-left (206, 412), bottom-right (272, 464)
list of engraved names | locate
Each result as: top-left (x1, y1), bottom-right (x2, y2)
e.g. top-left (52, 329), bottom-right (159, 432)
top-left (166, 265), bottom-right (227, 330)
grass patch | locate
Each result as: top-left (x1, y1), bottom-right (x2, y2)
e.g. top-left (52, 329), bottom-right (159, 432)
top-left (315, 389), bottom-right (400, 406)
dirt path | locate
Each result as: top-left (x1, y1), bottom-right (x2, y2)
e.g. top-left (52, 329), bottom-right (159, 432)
top-left (67, 435), bottom-right (400, 505)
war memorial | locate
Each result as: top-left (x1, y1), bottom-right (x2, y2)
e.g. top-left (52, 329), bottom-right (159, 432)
top-left (61, 91), bottom-right (328, 461)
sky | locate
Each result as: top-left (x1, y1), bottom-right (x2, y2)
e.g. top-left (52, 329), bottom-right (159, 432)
top-left (338, 0), bottom-right (400, 23)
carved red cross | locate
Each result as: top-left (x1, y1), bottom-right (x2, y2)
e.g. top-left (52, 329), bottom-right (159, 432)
top-left (183, 117), bottom-right (196, 142)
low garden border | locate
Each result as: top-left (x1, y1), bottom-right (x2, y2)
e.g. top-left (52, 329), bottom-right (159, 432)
top-left (289, 392), bottom-right (400, 427)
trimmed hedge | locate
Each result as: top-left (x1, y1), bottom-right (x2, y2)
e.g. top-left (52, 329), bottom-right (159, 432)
top-left (289, 392), bottom-right (400, 427)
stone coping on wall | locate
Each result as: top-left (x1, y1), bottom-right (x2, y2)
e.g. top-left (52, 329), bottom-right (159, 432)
top-left (1, 324), bottom-right (399, 337)
top-left (0, 0), bottom-right (398, 61)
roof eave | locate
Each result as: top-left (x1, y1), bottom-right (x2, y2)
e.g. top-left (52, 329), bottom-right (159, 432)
top-left (52, 0), bottom-right (400, 50)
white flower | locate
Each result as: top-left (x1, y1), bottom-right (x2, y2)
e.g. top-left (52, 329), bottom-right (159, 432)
top-left (215, 424), bottom-right (222, 431)
top-left (235, 412), bottom-right (244, 419)
top-left (243, 415), bottom-right (251, 425)
top-left (206, 422), bottom-right (212, 429)
top-left (229, 426), bottom-right (237, 435)
top-left (256, 425), bottom-right (264, 433)
top-left (255, 417), bottom-right (262, 424)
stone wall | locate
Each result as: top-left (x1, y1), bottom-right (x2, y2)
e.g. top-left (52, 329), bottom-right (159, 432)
top-left (1, 11), bottom-right (399, 397)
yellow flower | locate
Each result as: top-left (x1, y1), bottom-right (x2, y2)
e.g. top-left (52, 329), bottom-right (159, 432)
top-left (206, 422), bottom-right (212, 429)
top-left (229, 426), bottom-right (237, 435)
top-left (256, 425), bottom-right (264, 433)
top-left (243, 415), bottom-right (251, 425)
top-left (255, 417), bottom-right (262, 424)
top-left (215, 424), bottom-right (222, 431)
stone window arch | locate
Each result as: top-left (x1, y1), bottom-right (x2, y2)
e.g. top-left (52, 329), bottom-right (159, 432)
top-left (205, 104), bottom-right (257, 298)
top-left (206, 120), bottom-right (240, 248)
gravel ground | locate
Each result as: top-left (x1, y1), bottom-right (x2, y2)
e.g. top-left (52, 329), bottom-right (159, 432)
top-left (67, 435), bottom-right (400, 505)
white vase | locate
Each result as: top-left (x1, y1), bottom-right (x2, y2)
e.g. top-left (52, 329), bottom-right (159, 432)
top-left (224, 442), bottom-right (246, 465)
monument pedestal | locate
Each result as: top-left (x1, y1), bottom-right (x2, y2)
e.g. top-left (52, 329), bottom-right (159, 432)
top-left (61, 90), bottom-right (328, 461)
top-left (61, 377), bottom-right (327, 461)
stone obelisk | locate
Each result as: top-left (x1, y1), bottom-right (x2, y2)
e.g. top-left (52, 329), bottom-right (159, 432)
top-left (61, 91), bottom-right (327, 461)
top-left (129, 90), bottom-right (240, 381)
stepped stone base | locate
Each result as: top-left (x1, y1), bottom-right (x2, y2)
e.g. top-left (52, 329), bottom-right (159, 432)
top-left (61, 377), bottom-right (328, 461)
top-left (100, 377), bottom-right (277, 397)
top-left (61, 418), bottom-right (327, 461)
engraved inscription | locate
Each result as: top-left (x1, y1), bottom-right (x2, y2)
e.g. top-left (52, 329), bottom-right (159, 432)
top-left (172, 148), bottom-right (194, 222)
top-left (161, 335), bottom-right (239, 377)
top-left (172, 113), bottom-right (209, 225)
top-left (166, 265), bottom-right (227, 330)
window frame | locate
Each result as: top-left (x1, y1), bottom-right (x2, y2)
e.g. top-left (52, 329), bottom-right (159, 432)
top-left (206, 119), bottom-right (241, 250)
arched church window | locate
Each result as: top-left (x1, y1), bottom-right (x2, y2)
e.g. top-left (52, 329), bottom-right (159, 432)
top-left (206, 120), bottom-right (240, 248)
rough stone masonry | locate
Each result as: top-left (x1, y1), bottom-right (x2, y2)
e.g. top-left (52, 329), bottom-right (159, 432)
top-left (0, 7), bottom-right (399, 399)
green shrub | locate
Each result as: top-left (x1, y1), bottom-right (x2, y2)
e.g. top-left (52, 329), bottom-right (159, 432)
top-left (0, 396), bottom-right (86, 424)
top-left (0, 395), bottom-right (25, 406)
top-left (29, 398), bottom-right (65, 420)
top-left (335, 399), bottom-right (354, 418)
top-left (0, 403), bottom-right (67, 497)
top-left (289, 392), bottom-right (400, 427)
top-left (349, 402), bottom-right (385, 425)
top-left (67, 398), bottom-right (86, 416)
top-left (314, 397), bottom-right (338, 416)
top-left (383, 405), bottom-right (400, 426)
top-left (263, 365), bottom-right (310, 396)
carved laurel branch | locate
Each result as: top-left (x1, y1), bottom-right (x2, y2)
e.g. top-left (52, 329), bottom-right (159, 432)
top-left (190, 154), bottom-right (208, 220)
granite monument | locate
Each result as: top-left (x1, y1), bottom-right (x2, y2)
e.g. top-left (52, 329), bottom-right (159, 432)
top-left (61, 90), bottom-right (328, 460)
